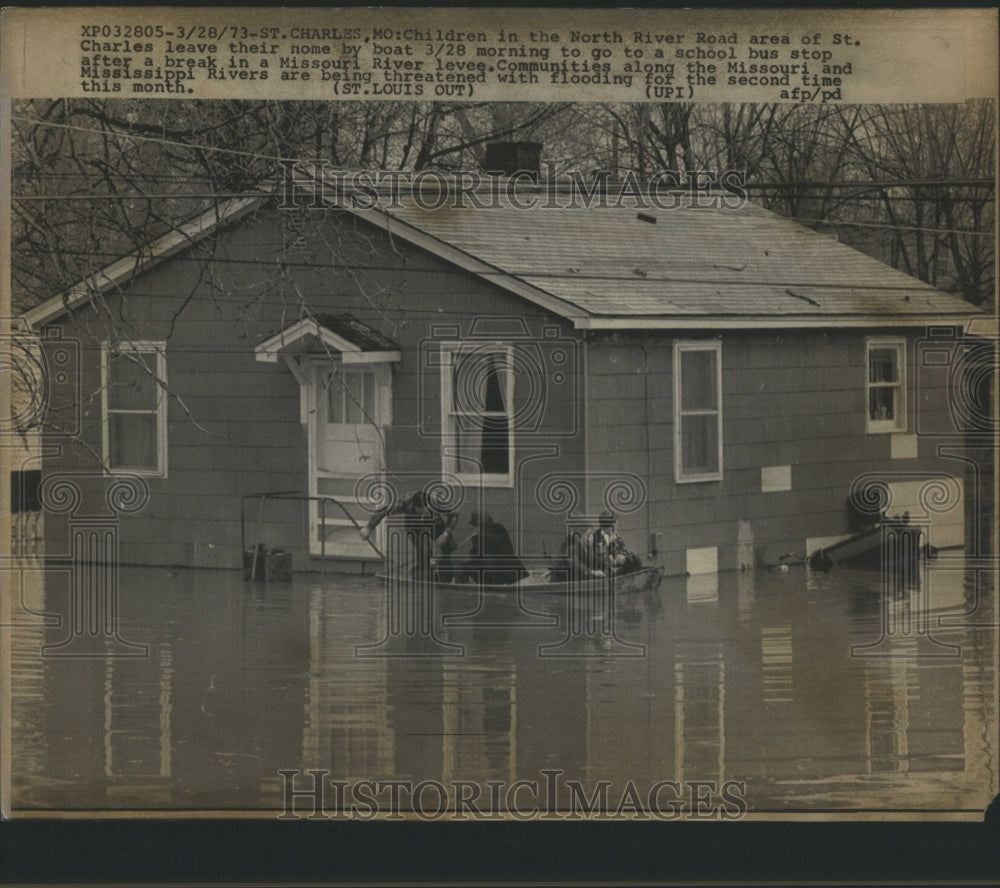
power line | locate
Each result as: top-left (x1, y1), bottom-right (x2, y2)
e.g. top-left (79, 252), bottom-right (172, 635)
top-left (11, 206), bottom-right (994, 237)
top-left (13, 245), bottom-right (984, 292)
top-left (15, 173), bottom-right (996, 190)
top-left (12, 115), bottom-right (300, 164)
top-left (11, 117), bottom-right (996, 193)
top-left (12, 191), bottom-right (997, 219)
top-left (13, 193), bottom-right (274, 201)
top-left (788, 218), bottom-right (994, 238)
top-left (743, 178), bottom-right (994, 190)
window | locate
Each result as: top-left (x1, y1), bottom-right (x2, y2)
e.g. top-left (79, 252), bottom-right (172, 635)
top-left (866, 338), bottom-right (907, 433)
top-left (102, 342), bottom-right (167, 476)
top-left (441, 344), bottom-right (514, 486)
top-left (674, 341), bottom-right (723, 483)
top-left (326, 369), bottom-right (376, 425)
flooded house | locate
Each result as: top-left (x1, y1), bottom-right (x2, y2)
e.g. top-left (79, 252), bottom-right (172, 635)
top-left (19, 173), bottom-right (983, 577)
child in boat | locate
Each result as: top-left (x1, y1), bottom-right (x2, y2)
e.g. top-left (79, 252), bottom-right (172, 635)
top-left (566, 511), bottom-right (643, 578)
top-left (453, 510), bottom-right (528, 586)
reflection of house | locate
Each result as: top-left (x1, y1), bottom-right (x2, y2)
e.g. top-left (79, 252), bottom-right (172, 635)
top-left (302, 587), bottom-right (394, 781)
top-left (102, 644), bottom-right (173, 804)
top-left (441, 664), bottom-right (519, 786)
top-left (21, 171), bottom-right (981, 574)
top-left (299, 590), bottom-right (580, 797)
top-left (14, 569), bottom-right (313, 808)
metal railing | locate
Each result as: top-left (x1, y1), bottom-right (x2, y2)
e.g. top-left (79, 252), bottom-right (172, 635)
top-left (240, 490), bottom-right (385, 577)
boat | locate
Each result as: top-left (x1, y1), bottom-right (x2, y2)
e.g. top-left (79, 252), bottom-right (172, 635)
top-left (375, 564), bottom-right (666, 597)
top-left (809, 518), bottom-right (929, 570)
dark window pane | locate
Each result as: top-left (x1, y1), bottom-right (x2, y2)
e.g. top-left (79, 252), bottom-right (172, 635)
top-left (483, 356), bottom-right (507, 413)
top-left (681, 350), bottom-right (717, 410)
top-left (329, 371), bottom-right (374, 425)
top-left (869, 386), bottom-right (896, 422)
top-left (480, 414), bottom-right (510, 474)
top-left (453, 351), bottom-right (507, 415)
top-left (452, 353), bottom-right (478, 413)
top-left (327, 376), bottom-right (343, 424)
top-left (109, 413), bottom-right (158, 470)
top-left (344, 372), bottom-right (363, 424)
top-left (450, 415), bottom-right (509, 476)
top-left (681, 414), bottom-right (718, 475)
top-left (869, 348), bottom-right (898, 384)
top-left (449, 349), bottom-right (511, 476)
top-left (10, 470), bottom-right (42, 512)
top-left (363, 373), bottom-right (375, 417)
top-left (108, 353), bottom-right (157, 410)
top-left (450, 415), bottom-right (482, 473)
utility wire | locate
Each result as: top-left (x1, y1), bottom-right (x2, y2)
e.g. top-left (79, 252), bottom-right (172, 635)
top-left (788, 219), bottom-right (995, 237)
top-left (11, 210), bottom-right (993, 237)
top-left (13, 193), bottom-right (274, 201)
top-left (12, 115), bottom-right (301, 164)
top-left (742, 178), bottom-right (994, 190)
top-left (11, 116), bottom-right (997, 191)
top-left (11, 245), bottom-right (982, 289)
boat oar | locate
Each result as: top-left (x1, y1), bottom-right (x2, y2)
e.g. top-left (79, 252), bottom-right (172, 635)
top-left (388, 531), bottom-right (478, 580)
top-left (444, 531), bottom-right (477, 552)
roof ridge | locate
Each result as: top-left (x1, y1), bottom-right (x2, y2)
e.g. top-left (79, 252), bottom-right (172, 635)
top-left (19, 175), bottom-right (979, 332)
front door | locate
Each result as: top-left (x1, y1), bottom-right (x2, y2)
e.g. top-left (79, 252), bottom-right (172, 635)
top-left (310, 363), bottom-right (390, 559)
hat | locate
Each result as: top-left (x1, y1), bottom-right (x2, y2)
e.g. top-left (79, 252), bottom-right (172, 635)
top-left (599, 510), bottom-right (616, 527)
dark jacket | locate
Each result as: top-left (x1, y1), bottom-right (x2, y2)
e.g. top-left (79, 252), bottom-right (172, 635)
top-left (460, 517), bottom-right (527, 586)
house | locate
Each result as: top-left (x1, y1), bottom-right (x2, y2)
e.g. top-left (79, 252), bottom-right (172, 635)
top-left (20, 174), bottom-right (984, 576)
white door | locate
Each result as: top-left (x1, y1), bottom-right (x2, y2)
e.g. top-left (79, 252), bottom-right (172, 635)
top-left (310, 363), bottom-right (390, 559)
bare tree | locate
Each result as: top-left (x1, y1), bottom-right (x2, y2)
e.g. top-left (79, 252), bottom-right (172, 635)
top-left (835, 101), bottom-right (994, 305)
top-left (550, 100), bottom-right (993, 307)
top-left (10, 98), bottom-right (578, 455)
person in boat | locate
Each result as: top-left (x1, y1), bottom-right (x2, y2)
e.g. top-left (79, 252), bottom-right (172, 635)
top-left (454, 510), bottom-right (528, 586)
top-left (360, 489), bottom-right (459, 580)
top-left (569, 510), bottom-right (643, 578)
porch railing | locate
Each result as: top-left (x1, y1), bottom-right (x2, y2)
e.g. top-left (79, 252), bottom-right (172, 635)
top-left (240, 490), bottom-right (385, 577)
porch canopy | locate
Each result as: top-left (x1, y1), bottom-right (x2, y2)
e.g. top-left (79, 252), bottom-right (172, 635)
top-left (255, 313), bottom-right (400, 426)
top-left (255, 313), bottom-right (401, 366)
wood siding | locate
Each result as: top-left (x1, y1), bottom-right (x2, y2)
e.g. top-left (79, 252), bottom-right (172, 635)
top-left (42, 207), bottom-right (584, 568)
top-left (39, 205), bottom-right (969, 573)
top-left (586, 329), bottom-right (966, 572)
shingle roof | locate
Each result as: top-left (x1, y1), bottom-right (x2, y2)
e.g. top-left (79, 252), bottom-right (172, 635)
top-left (380, 196), bottom-right (979, 322)
top-left (315, 313), bottom-right (400, 352)
top-left (21, 197), bottom-right (262, 331)
top-left (255, 312), bottom-right (402, 365)
top-left (21, 185), bottom-right (981, 331)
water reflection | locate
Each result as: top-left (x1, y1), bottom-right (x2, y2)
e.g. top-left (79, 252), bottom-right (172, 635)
top-left (9, 559), bottom-right (997, 815)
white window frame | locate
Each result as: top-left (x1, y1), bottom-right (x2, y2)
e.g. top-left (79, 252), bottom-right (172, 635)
top-left (101, 340), bottom-right (168, 477)
top-left (674, 340), bottom-right (723, 484)
top-left (866, 337), bottom-right (908, 434)
top-left (440, 342), bottom-right (515, 488)
top-left (324, 365), bottom-right (380, 427)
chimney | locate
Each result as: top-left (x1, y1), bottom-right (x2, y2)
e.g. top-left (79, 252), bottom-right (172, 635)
top-left (484, 141), bottom-right (542, 182)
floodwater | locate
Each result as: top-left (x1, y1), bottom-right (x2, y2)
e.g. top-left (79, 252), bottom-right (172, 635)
top-left (8, 557), bottom-right (997, 817)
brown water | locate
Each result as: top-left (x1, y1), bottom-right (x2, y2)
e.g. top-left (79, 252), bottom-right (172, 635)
top-left (8, 558), bottom-right (997, 817)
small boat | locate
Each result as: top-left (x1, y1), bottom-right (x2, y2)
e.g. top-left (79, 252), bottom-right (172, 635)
top-left (375, 564), bottom-right (666, 597)
top-left (809, 518), bottom-right (927, 570)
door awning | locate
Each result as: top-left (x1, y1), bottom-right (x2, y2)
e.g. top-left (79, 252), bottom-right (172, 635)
top-left (255, 313), bottom-right (401, 365)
